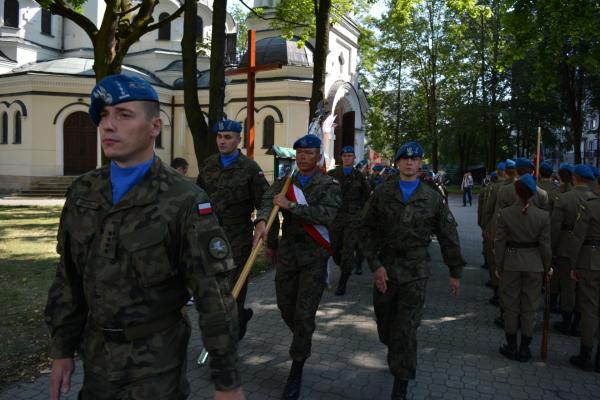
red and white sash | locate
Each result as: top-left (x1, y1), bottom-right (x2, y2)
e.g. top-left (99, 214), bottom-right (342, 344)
top-left (286, 183), bottom-right (333, 255)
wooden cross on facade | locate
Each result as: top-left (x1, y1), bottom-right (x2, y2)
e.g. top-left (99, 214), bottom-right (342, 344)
top-left (225, 30), bottom-right (282, 159)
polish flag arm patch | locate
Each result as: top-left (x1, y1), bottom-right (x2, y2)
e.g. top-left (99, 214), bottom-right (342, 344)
top-left (197, 202), bottom-right (213, 215)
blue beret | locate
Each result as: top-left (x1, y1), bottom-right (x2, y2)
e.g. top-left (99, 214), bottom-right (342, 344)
top-left (340, 145), bottom-right (355, 155)
top-left (505, 159), bottom-right (516, 169)
top-left (540, 161), bottom-right (553, 173)
top-left (213, 119), bottom-right (242, 134)
top-left (591, 166), bottom-right (600, 179)
top-left (372, 165), bottom-right (384, 172)
top-left (574, 164), bottom-right (594, 180)
top-left (559, 163), bottom-right (573, 173)
top-left (293, 134), bottom-right (321, 149)
top-left (356, 159), bottom-right (368, 168)
top-left (490, 171), bottom-right (498, 178)
top-left (395, 141), bottom-right (424, 161)
top-left (89, 74), bottom-right (158, 126)
top-left (497, 161), bottom-right (506, 171)
top-left (519, 173), bottom-right (537, 194)
top-left (515, 157), bottom-right (534, 169)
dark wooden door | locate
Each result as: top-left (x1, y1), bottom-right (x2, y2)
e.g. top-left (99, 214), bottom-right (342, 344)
top-left (342, 111), bottom-right (355, 147)
top-left (64, 112), bottom-right (97, 175)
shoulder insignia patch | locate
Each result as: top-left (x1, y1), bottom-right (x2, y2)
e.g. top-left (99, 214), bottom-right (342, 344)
top-left (208, 237), bottom-right (229, 259)
top-left (197, 202), bottom-right (213, 215)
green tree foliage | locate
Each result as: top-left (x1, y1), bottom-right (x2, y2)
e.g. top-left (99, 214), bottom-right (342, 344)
top-left (36, 0), bottom-right (183, 80)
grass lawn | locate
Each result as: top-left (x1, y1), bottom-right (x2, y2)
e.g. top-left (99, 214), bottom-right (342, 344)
top-left (0, 206), bottom-right (62, 388)
top-left (0, 205), bottom-right (273, 388)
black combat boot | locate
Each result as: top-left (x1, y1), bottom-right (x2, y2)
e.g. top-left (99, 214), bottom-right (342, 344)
top-left (518, 335), bottom-right (533, 362)
top-left (335, 272), bottom-right (351, 296)
top-left (570, 312), bottom-right (581, 336)
top-left (489, 288), bottom-right (500, 307)
top-left (499, 333), bottom-right (518, 360)
top-left (549, 294), bottom-right (560, 314)
top-left (595, 345), bottom-right (600, 373)
top-left (282, 360), bottom-right (304, 400)
top-left (553, 312), bottom-right (573, 335)
top-left (391, 376), bottom-right (408, 400)
top-left (570, 344), bottom-right (593, 371)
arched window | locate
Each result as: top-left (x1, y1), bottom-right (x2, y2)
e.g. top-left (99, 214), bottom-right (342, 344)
top-left (262, 116), bottom-right (274, 148)
top-left (41, 8), bottom-right (52, 35)
top-left (4, 0), bottom-right (19, 28)
top-left (1, 112), bottom-right (7, 144)
top-left (157, 12), bottom-right (170, 40)
top-left (196, 16), bottom-right (204, 43)
top-left (14, 111), bottom-right (21, 144)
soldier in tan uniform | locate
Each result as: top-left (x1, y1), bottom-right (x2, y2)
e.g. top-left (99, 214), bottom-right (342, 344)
top-left (484, 160), bottom-right (516, 324)
top-left (44, 75), bottom-right (244, 400)
top-left (565, 164), bottom-right (600, 371)
top-left (548, 163), bottom-right (574, 312)
top-left (197, 119), bottom-right (270, 339)
top-left (495, 174), bottom-right (552, 362)
top-left (478, 171), bottom-right (498, 272)
top-left (537, 161), bottom-right (557, 203)
top-left (551, 165), bottom-right (598, 336)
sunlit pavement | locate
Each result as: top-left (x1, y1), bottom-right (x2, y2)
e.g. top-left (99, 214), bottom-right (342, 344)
top-left (3, 194), bottom-right (598, 399)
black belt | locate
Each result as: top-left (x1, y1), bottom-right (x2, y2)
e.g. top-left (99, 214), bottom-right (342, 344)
top-left (583, 240), bottom-right (600, 246)
top-left (93, 310), bottom-right (183, 343)
top-left (506, 241), bottom-right (539, 248)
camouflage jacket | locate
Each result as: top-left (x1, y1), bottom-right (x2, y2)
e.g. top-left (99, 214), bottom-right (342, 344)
top-left (359, 177), bottom-right (465, 283)
top-left (494, 202), bottom-right (551, 273)
top-left (197, 151), bottom-right (269, 225)
top-left (327, 166), bottom-right (370, 216)
top-left (256, 171), bottom-right (342, 265)
top-left (551, 185), bottom-right (597, 257)
top-left (44, 157), bottom-right (240, 390)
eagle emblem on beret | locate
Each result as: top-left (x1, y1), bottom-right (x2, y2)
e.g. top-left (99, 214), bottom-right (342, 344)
top-left (93, 85), bottom-right (113, 104)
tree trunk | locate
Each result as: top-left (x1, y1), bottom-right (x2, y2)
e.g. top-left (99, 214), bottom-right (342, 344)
top-left (182, 0), bottom-right (210, 167)
top-left (309, 0), bottom-right (331, 122)
top-left (208, 0), bottom-right (228, 143)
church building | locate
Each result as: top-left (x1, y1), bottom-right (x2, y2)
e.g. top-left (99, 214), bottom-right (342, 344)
top-left (0, 0), bottom-right (368, 192)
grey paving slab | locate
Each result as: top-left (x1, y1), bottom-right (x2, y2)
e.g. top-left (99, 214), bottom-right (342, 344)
top-left (2, 194), bottom-right (598, 399)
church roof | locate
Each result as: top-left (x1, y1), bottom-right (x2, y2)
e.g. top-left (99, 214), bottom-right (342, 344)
top-left (238, 36), bottom-right (314, 68)
top-left (9, 57), bottom-right (167, 86)
top-left (172, 69), bottom-right (212, 90)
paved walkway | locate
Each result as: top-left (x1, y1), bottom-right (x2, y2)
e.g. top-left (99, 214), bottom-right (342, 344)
top-left (2, 195), bottom-right (599, 399)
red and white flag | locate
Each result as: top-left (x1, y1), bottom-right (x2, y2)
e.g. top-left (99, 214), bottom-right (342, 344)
top-left (286, 183), bottom-right (333, 255)
top-left (197, 202), bottom-right (213, 216)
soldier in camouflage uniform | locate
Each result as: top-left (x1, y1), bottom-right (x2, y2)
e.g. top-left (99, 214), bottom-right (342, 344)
top-left (44, 75), bottom-right (244, 400)
top-left (565, 165), bottom-right (600, 372)
top-left (551, 164), bottom-right (597, 336)
top-left (370, 164), bottom-right (386, 190)
top-left (328, 145), bottom-right (370, 295)
top-left (359, 141), bottom-right (464, 400)
top-left (495, 174), bottom-right (551, 362)
top-left (197, 119), bottom-right (270, 339)
top-left (253, 134), bottom-right (342, 400)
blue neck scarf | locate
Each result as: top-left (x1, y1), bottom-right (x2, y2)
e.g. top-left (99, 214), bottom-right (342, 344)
top-left (297, 173), bottom-right (314, 187)
top-left (220, 150), bottom-right (240, 168)
top-left (399, 179), bottom-right (420, 203)
top-left (110, 158), bottom-right (154, 204)
top-left (343, 167), bottom-right (353, 176)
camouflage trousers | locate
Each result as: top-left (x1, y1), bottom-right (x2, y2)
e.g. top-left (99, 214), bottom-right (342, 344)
top-left (554, 256), bottom-right (577, 312)
top-left (499, 271), bottom-right (543, 337)
top-left (576, 269), bottom-right (600, 347)
top-left (330, 215), bottom-right (361, 274)
top-left (223, 222), bottom-right (253, 337)
top-left (275, 250), bottom-right (328, 362)
top-left (373, 276), bottom-right (427, 380)
top-left (79, 318), bottom-right (191, 399)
